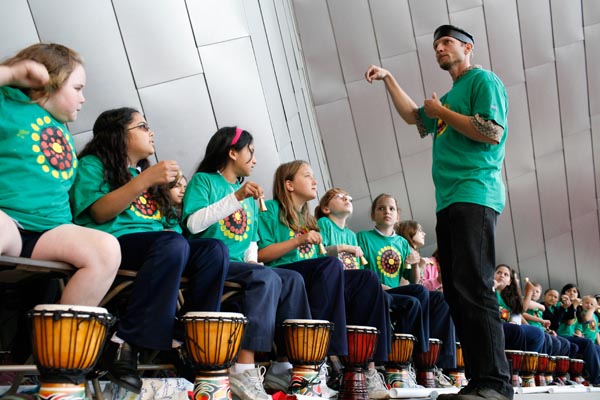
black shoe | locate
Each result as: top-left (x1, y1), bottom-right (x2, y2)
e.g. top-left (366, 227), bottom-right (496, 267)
top-left (104, 341), bottom-right (143, 394)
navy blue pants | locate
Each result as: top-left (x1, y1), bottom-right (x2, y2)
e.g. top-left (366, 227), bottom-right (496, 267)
top-left (542, 332), bottom-right (571, 356)
top-left (116, 232), bottom-right (228, 350)
top-left (343, 269), bottom-right (390, 363)
top-left (278, 257), bottom-right (347, 356)
top-left (226, 262), bottom-right (311, 353)
top-left (436, 203), bottom-right (513, 399)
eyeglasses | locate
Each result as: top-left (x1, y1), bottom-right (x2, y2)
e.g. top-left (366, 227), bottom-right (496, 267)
top-left (334, 193), bottom-right (353, 202)
top-left (127, 122), bottom-right (151, 132)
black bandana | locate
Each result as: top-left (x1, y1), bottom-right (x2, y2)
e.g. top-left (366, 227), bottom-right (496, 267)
top-left (434, 25), bottom-right (474, 45)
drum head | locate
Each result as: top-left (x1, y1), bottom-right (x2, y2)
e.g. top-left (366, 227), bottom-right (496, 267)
top-left (282, 319), bottom-right (330, 325)
top-left (32, 304), bottom-right (108, 315)
top-left (346, 325), bottom-right (378, 332)
top-left (182, 311), bottom-right (245, 319)
top-left (394, 333), bottom-right (415, 340)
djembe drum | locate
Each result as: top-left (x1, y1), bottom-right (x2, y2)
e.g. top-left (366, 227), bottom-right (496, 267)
top-left (535, 353), bottom-right (549, 386)
top-left (569, 358), bottom-right (585, 384)
top-left (413, 338), bottom-right (442, 388)
top-left (521, 351), bottom-right (539, 387)
top-left (385, 333), bottom-right (415, 388)
top-left (504, 350), bottom-right (524, 387)
top-left (182, 312), bottom-right (247, 400)
top-left (554, 355), bottom-right (570, 385)
top-left (29, 304), bottom-right (114, 400)
top-left (447, 342), bottom-right (467, 388)
top-left (339, 325), bottom-right (379, 400)
top-left (546, 356), bottom-right (557, 385)
top-left (282, 319), bottom-right (334, 396)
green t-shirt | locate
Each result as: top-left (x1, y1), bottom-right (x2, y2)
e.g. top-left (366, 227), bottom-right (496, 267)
top-left (0, 86), bottom-right (78, 231)
top-left (318, 216), bottom-right (359, 270)
top-left (496, 291), bottom-right (512, 322)
top-left (575, 313), bottom-right (599, 342)
top-left (257, 199), bottom-right (318, 267)
top-left (71, 155), bottom-right (165, 237)
top-left (556, 302), bottom-right (576, 336)
top-left (356, 229), bottom-right (410, 288)
top-left (181, 172), bottom-right (257, 263)
top-left (525, 308), bottom-right (544, 329)
top-left (418, 68), bottom-right (508, 213)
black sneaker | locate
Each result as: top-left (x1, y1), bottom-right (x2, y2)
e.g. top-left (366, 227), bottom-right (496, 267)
top-left (103, 341), bottom-right (142, 394)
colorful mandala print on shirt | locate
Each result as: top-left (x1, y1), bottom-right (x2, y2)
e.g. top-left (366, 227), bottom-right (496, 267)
top-left (499, 307), bottom-right (510, 322)
top-left (30, 116), bottom-right (76, 180)
top-left (590, 319), bottom-right (597, 332)
top-left (339, 251), bottom-right (358, 270)
top-left (130, 190), bottom-right (161, 220)
top-left (220, 202), bottom-right (251, 241)
top-left (291, 229), bottom-right (316, 260)
top-left (376, 245), bottom-right (402, 278)
top-left (435, 104), bottom-right (451, 137)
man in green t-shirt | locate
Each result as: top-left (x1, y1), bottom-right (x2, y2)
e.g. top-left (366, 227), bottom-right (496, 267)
top-left (365, 25), bottom-right (511, 400)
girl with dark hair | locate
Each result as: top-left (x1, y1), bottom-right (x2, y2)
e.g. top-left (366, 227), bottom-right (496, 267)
top-left (257, 161), bottom-right (391, 398)
top-left (181, 127), bottom-right (313, 400)
top-left (0, 43), bottom-right (120, 306)
top-left (71, 107), bottom-right (228, 393)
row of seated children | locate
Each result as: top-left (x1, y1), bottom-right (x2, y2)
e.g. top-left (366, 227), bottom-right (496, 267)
top-left (0, 42), bottom-right (456, 399)
top-left (495, 264), bottom-right (600, 386)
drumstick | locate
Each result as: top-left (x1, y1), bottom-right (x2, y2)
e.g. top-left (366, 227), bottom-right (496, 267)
top-left (318, 243), bottom-right (327, 255)
top-left (360, 256), bottom-right (368, 266)
top-left (258, 197), bottom-right (267, 212)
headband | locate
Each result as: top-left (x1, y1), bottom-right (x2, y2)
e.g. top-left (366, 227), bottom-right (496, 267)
top-left (231, 127), bottom-right (243, 146)
top-left (434, 25), bottom-right (474, 45)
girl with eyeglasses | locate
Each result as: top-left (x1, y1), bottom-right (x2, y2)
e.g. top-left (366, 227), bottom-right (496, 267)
top-left (181, 127), bottom-right (313, 400)
top-left (70, 107), bottom-right (228, 393)
top-left (258, 162), bottom-right (392, 399)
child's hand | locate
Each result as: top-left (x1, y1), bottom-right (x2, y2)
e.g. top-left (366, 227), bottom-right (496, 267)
top-left (561, 294), bottom-right (572, 308)
top-left (5, 60), bottom-right (49, 88)
top-left (235, 181), bottom-right (263, 201)
top-left (573, 297), bottom-right (582, 308)
top-left (144, 160), bottom-right (180, 186)
top-left (297, 230), bottom-right (322, 246)
top-left (343, 245), bottom-right (364, 257)
top-left (406, 248), bottom-right (420, 264)
top-left (574, 330), bottom-right (583, 337)
top-left (541, 319), bottom-right (551, 329)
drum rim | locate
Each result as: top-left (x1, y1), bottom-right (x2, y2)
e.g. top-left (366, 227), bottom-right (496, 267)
top-left (522, 351), bottom-right (539, 356)
top-left (429, 338), bottom-right (442, 344)
top-left (32, 304), bottom-right (109, 314)
top-left (182, 311), bottom-right (246, 319)
top-left (392, 333), bottom-right (415, 339)
top-left (505, 349), bottom-right (524, 354)
top-left (538, 353), bottom-right (549, 357)
top-left (571, 359), bottom-right (584, 363)
top-left (282, 319), bottom-right (331, 324)
top-left (555, 356), bottom-right (569, 360)
top-left (346, 325), bottom-right (378, 330)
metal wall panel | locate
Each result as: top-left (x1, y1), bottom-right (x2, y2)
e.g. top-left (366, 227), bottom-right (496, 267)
top-left (555, 42), bottom-right (590, 137)
top-left (200, 37), bottom-right (280, 195)
top-left (503, 84), bottom-right (535, 180)
top-left (507, 172), bottom-right (545, 261)
top-left (484, 0), bottom-right (524, 86)
top-left (517, 253), bottom-right (549, 291)
top-left (582, 0), bottom-right (600, 26)
top-left (289, 114), bottom-right (309, 162)
top-left (517, 0), bottom-right (555, 69)
top-left (400, 148), bottom-right (437, 228)
top-left (28, 0), bottom-right (141, 134)
top-left (564, 130), bottom-right (596, 219)
top-left (525, 63), bottom-right (562, 158)
top-left (450, 6), bottom-right (491, 70)
top-left (572, 212), bottom-right (600, 295)
top-left (113, 0), bottom-right (202, 89)
top-left (186, 0), bottom-right (249, 47)
top-left (138, 75), bottom-right (216, 178)
top-left (328, 0), bottom-right (380, 83)
top-left (593, 116), bottom-right (600, 197)
top-left (347, 197), bottom-right (374, 233)
top-left (246, 0), bottom-right (292, 148)
top-left (0, 0), bottom-right (38, 61)
top-left (545, 232), bottom-right (576, 292)
top-left (408, 0), bottom-right (448, 36)
top-left (315, 99), bottom-right (370, 199)
top-left (448, 0), bottom-right (481, 13)
top-left (292, 0), bottom-right (347, 105)
top-left (550, 0), bottom-right (584, 47)
top-left (369, 0), bottom-right (415, 58)
top-left (496, 195), bottom-right (518, 270)
top-left (347, 79), bottom-right (402, 181)
top-left (535, 152), bottom-right (572, 240)
top-left (585, 24), bottom-right (600, 116)
top-left (72, 130), bottom-right (93, 153)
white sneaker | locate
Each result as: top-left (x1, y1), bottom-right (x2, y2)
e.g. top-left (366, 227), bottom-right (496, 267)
top-left (264, 366), bottom-right (291, 392)
top-left (408, 365), bottom-right (424, 389)
top-left (318, 363), bottom-right (338, 398)
top-left (434, 367), bottom-right (454, 388)
top-left (229, 366), bottom-right (272, 400)
top-left (365, 368), bottom-right (390, 399)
